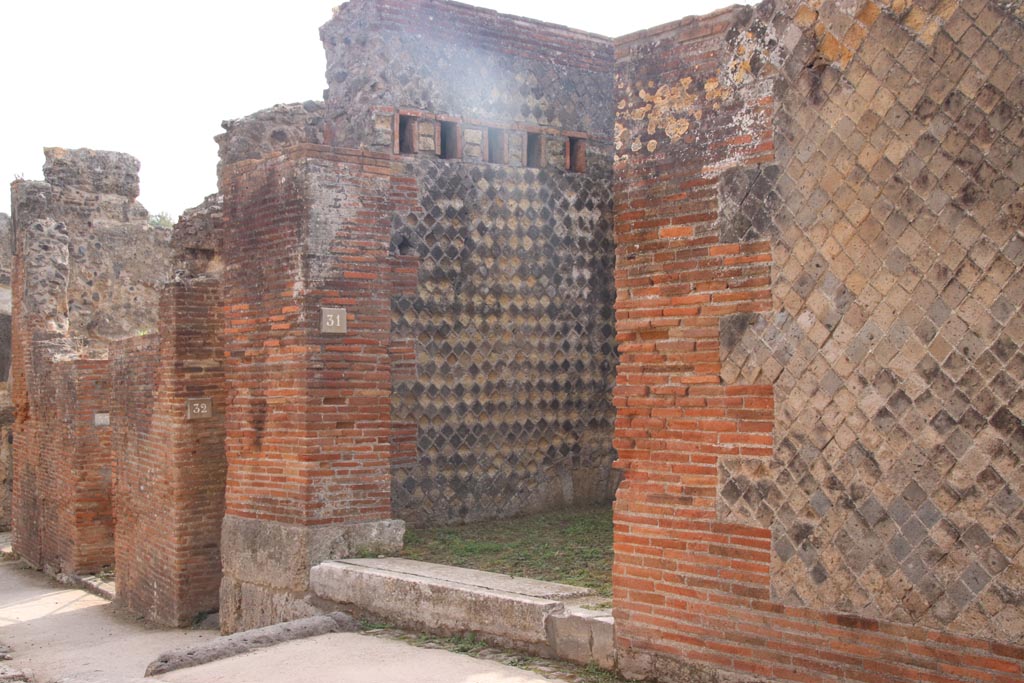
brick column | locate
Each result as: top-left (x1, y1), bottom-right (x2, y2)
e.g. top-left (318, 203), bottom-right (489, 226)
top-left (218, 147), bottom-right (407, 632)
top-left (111, 274), bottom-right (226, 626)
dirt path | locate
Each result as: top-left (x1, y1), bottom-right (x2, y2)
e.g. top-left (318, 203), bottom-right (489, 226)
top-left (0, 558), bottom-right (214, 682)
top-left (159, 632), bottom-right (560, 683)
top-left (0, 557), bottom-right (558, 683)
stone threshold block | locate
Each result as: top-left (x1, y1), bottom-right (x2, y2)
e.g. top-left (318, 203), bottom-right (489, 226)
top-left (309, 557), bottom-right (614, 669)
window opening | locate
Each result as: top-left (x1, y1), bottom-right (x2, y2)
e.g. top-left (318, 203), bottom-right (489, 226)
top-left (440, 121), bottom-right (460, 159)
top-left (568, 137), bottom-right (586, 173)
top-left (526, 133), bottom-right (542, 168)
top-left (487, 128), bottom-right (506, 164)
top-left (399, 115), bottom-right (416, 154)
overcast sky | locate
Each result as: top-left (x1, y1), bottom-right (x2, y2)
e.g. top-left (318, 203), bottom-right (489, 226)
top-left (0, 0), bottom-right (749, 219)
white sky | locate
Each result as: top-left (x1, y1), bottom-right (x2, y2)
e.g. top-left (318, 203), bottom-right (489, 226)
top-left (0, 1), bottom-right (749, 219)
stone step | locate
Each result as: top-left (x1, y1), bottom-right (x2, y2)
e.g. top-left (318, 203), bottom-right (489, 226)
top-left (310, 557), bottom-right (614, 668)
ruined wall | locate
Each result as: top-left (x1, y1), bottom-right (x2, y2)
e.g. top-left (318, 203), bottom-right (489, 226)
top-left (217, 102), bottom-right (325, 170)
top-left (0, 213), bottom-right (12, 531)
top-left (111, 196), bottom-right (226, 626)
top-left (322, 0), bottom-right (619, 525)
top-left (10, 148), bottom-right (170, 574)
top-left (27, 349), bottom-right (112, 572)
top-left (612, 1), bottom-right (1023, 682)
top-left (320, 0), bottom-right (613, 150)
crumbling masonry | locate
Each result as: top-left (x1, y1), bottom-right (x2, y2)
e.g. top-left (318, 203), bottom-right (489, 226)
top-left (10, 149), bottom-right (170, 573)
top-left (0, 212), bottom-right (12, 532)
top-left (6, 0), bottom-right (1024, 681)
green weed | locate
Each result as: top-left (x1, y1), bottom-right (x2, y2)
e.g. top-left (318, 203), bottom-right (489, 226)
top-left (401, 504), bottom-right (613, 597)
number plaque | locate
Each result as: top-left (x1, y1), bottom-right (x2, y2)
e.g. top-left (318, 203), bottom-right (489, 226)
top-left (320, 307), bottom-right (348, 334)
top-left (186, 398), bottom-right (213, 420)
top-left (94, 412), bottom-right (111, 427)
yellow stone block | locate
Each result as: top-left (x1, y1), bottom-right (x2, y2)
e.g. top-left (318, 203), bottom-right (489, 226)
top-left (844, 23), bottom-right (867, 53)
top-left (794, 5), bottom-right (819, 28)
top-left (903, 6), bottom-right (928, 33)
top-left (819, 32), bottom-right (843, 62)
top-left (856, 1), bottom-right (881, 27)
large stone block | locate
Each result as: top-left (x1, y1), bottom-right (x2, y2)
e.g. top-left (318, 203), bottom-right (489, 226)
top-left (311, 558), bottom-right (585, 649)
top-left (546, 606), bottom-right (615, 669)
top-left (219, 516), bottom-right (405, 633)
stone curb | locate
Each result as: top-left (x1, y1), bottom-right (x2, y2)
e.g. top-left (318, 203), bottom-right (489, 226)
top-left (59, 573), bottom-right (115, 601)
top-left (144, 612), bottom-right (358, 677)
top-left (311, 559), bottom-right (615, 669)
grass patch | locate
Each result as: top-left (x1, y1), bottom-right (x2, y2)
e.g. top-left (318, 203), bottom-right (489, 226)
top-left (401, 503), bottom-right (613, 598)
top-left (362, 623), bottom-right (644, 683)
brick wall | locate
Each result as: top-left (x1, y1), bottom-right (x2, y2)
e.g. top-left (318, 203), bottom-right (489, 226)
top-left (18, 346), bottom-right (112, 574)
top-left (218, 149), bottom-right (398, 526)
top-left (0, 212), bottom-right (11, 532)
top-left (612, 1), bottom-right (1023, 681)
top-left (110, 336), bottom-right (161, 607)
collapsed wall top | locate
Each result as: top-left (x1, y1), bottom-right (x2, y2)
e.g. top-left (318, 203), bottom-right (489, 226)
top-left (319, 0), bottom-right (615, 149)
top-left (42, 147), bottom-right (141, 200)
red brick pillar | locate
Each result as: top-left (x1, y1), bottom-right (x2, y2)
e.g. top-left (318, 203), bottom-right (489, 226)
top-left (611, 8), bottom-right (776, 680)
top-left (218, 147), bottom-right (408, 632)
top-left (111, 273), bottom-right (226, 626)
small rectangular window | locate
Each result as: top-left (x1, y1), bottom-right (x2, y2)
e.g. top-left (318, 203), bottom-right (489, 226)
top-left (487, 128), bottom-right (506, 164)
top-left (568, 137), bottom-right (586, 172)
top-left (526, 133), bottom-right (542, 168)
top-left (440, 121), bottom-right (460, 159)
top-left (398, 115), bottom-right (416, 154)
